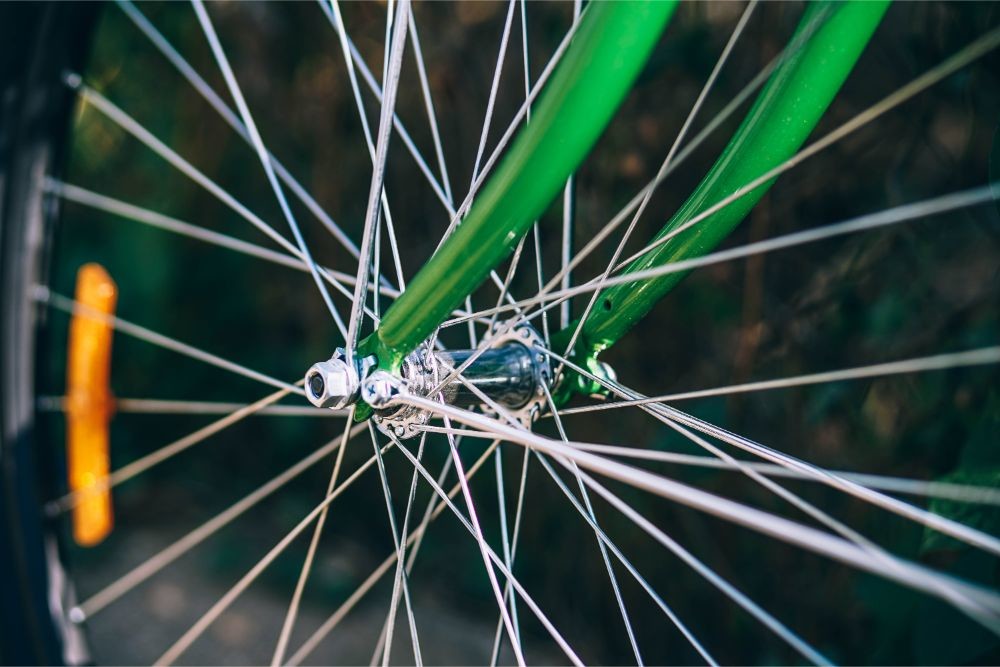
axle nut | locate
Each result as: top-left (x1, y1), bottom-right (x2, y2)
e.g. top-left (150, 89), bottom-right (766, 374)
top-left (305, 356), bottom-right (359, 409)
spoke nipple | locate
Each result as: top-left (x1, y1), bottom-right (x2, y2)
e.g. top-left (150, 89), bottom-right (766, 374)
top-left (62, 70), bottom-right (82, 90)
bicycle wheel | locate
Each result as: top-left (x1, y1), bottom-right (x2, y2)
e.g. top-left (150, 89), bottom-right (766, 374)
top-left (3, 1), bottom-right (1000, 665)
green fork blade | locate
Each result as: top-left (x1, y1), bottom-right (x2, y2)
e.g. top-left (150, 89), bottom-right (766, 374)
top-left (357, 0), bottom-right (678, 375)
top-left (554, 0), bottom-right (889, 398)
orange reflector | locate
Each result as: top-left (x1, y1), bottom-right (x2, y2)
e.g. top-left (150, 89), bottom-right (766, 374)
top-left (66, 263), bottom-right (117, 547)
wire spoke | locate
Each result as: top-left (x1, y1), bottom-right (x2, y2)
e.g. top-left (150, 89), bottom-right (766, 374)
top-left (565, 443), bottom-right (1000, 506)
top-left (115, 0), bottom-right (365, 265)
top-left (192, 0), bottom-right (346, 336)
top-left (41, 289), bottom-right (300, 395)
top-left (408, 4), bottom-right (453, 205)
top-left (541, 383), bottom-right (643, 664)
top-left (570, 463), bottom-right (830, 665)
top-left (345, 0), bottom-right (410, 361)
top-left (326, 0), bottom-right (406, 293)
top-left (368, 424), bottom-right (422, 666)
top-left (73, 423), bottom-right (366, 620)
top-left (393, 396), bottom-right (1000, 630)
top-left (286, 442), bottom-right (495, 667)
top-left (433, 416), bottom-right (526, 665)
top-left (155, 437), bottom-right (391, 666)
top-left (38, 395), bottom-right (340, 418)
top-left (548, 347), bottom-right (1000, 563)
top-left (488, 442), bottom-right (530, 667)
top-left (488, 444), bottom-right (521, 665)
top-left (557, 0), bottom-right (758, 374)
top-left (46, 181), bottom-right (492, 326)
top-left (531, 451), bottom-right (717, 665)
top-left (271, 412), bottom-right (356, 667)
top-left (470, 0), bottom-right (517, 191)
top-left (63, 77), bottom-right (348, 317)
top-left (368, 433), bottom-right (439, 666)
top-left (387, 431), bottom-right (582, 667)
top-left (48, 387), bottom-right (298, 517)
top-left (561, 346), bottom-right (1000, 416)
top-left (443, 183), bottom-right (998, 324)
top-left (537, 3), bottom-right (837, 300)
top-left (612, 24), bottom-right (1000, 272)
top-left (432, 8), bottom-right (585, 253)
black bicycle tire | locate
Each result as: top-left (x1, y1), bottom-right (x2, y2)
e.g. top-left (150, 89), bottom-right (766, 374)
top-left (0, 3), bottom-right (100, 664)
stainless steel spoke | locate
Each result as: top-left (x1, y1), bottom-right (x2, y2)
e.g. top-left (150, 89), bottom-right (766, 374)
top-left (570, 464), bottom-right (830, 665)
top-left (286, 442), bottom-right (496, 667)
top-left (392, 396), bottom-right (1000, 629)
top-left (369, 433), bottom-right (439, 666)
top-left (192, 0), bottom-right (346, 335)
top-left (542, 383), bottom-right (643, 664)
top-left (271, 413), bottom-right (356, 667)
top-left (46, 181), bottom-right (490, 324)
top-left (560, 444), bottom-right (1000, 507)
top-left (433, 8), bottom-right (585, 249)
top-left (558, 0), bottom-right (757, 373)
top-left (115, 0), bottom-right (365, 266)
top-left (614, 24), bottom-right (1000, 271)
top-left (49, 386), bottom-right (297, 517)
top-left (549, 347), bottom-right (1000, 560)
top-left (427, 0), bottom-right (524, 322)
top-left (486, 234), bottom-right (529, 334)
top-left (408, 3), bottom-right (454, 205)
top-left (532, 451), bottom-right (716, 665)
top-left (387, 431), bottom-right (582, 667)
top-left (316, 0), bottom-right (452, 216)
top-left (435, 416), bottom-right (526, 666)
top-left (327, 0), bottom-right (406, 293)
top-left (634, 399), bottom-right (997, 627)
top-left (561, 346), bottom-right (1000, 416)
top-left (491, 445), bottom-right (521, 663)
top-left (38, 396), bottom-right (339, 418)
top-left (520, 0), bottom-right (550, 348)
top-left (445, 183), bottom-right (998, 322)
top-left (488, 442), bottom-right (529, 667)
top-left (470, 0), bottom-right (517, 191)
top-left (558, 0), bottom-right (581, 331)
top-left (73, 423), bottom-right (365, 620)
top-left (345, 0), bottom-right (410, 362)
top-left (545, 350), bottom-right (1000, 619)
top-left (537, 4), bottom-right (835, 299)
top-left (156, 439), bottom-right (392, 666)
top-left (63, 76), bottom-right (357, 338)
top-left (40, 288), bottom-right (300, 395)
top-left (368, 424), bottom-right (422, 666)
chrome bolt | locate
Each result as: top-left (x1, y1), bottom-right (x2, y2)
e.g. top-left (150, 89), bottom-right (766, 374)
top-left (361, 370), bottom-right (406, 409)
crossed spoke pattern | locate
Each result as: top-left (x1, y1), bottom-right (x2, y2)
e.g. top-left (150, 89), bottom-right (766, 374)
top-left (36, 1), bottom-right (1000, 665)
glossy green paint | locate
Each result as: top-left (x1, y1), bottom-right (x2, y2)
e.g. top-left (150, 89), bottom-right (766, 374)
top-left (558, 0), bottom-right (889, 377)
top-left (357, 0), bottom-right (677, 373)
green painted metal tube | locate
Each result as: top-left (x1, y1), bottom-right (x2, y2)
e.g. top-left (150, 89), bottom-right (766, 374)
top-left (359, 0), bottom-right (677, 370)
top-left (565, 0), bottom-right (889, 361)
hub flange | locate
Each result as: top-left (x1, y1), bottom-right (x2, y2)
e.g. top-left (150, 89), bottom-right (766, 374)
top-left (305, 325), bottom-right (551, 438)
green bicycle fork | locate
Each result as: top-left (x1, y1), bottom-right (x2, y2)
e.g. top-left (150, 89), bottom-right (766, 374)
top-left (351, 0), bottom-right (888, 417)
top-left (554, 0), bottom-right (889, 399)
top-left (356, 0), bottom-right (678, 372)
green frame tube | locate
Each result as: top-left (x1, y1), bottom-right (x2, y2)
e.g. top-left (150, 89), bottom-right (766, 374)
top-left (554, 0), bottom-right (889, 397)
top-left (352, 0), bottom-right (889, 414)
top-left (357, 0), bottom-right (677, 371)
